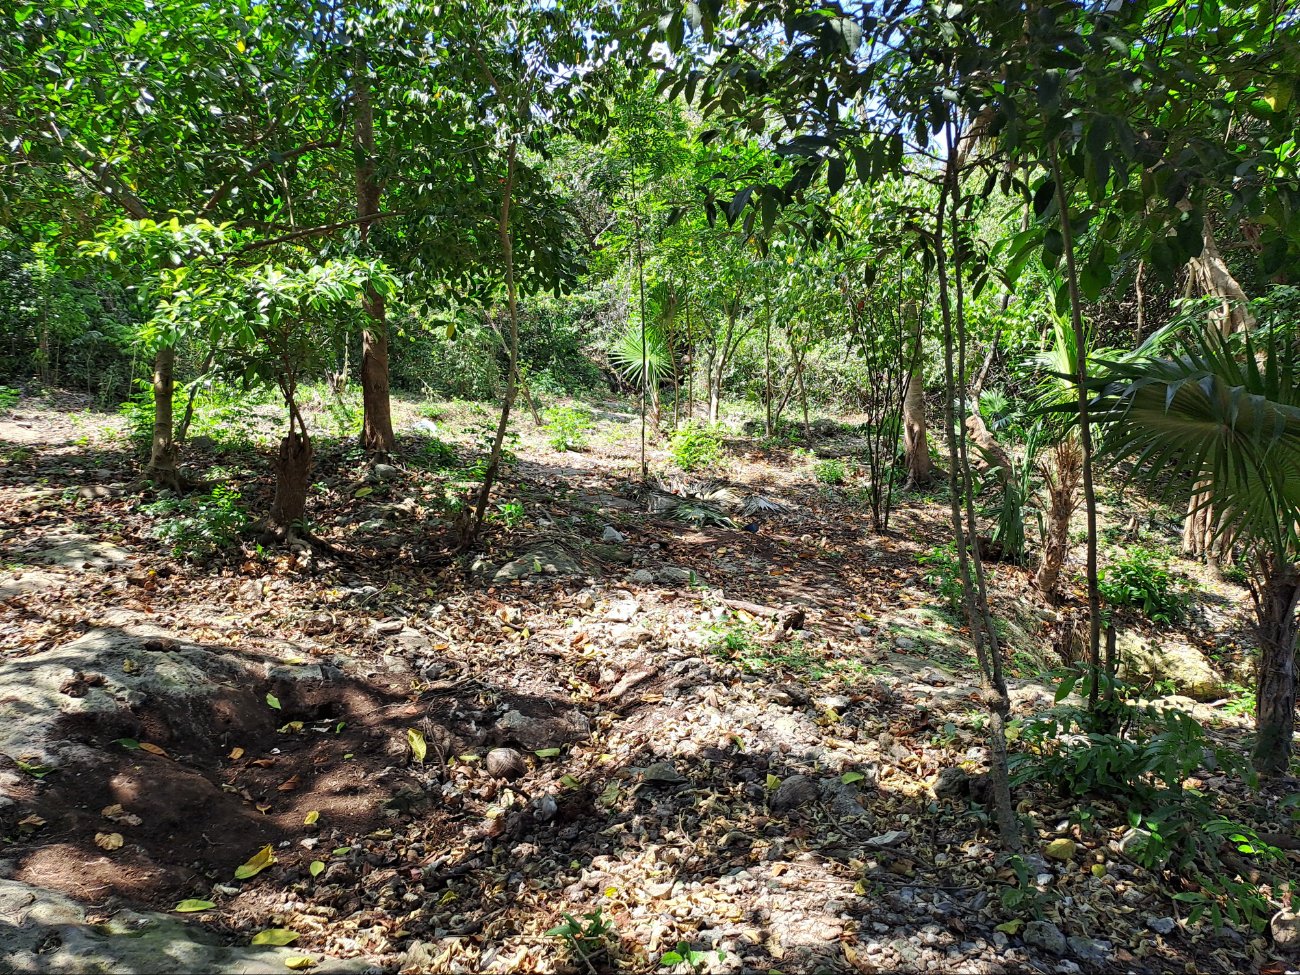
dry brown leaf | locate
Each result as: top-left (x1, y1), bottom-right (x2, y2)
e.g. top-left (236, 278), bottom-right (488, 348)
top-left (95, 832), bottom-right (124, 851)
top-left (137, 742), bottom-right (169, 757)
top-left (277, 774), bottom-right (301, 792)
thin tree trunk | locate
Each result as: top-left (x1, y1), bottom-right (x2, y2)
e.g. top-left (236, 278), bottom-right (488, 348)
top-left (355, 48), bottom-right (395, 457)
top-left (1184, 216), bottom-right (1256, 560)
top-left (764, 308), bottom-right (773, 437)
top-left (1252, 558), bottom-right (1299, 774)
top-left (147, 344), bottom-right (181, 488)
top-left (1051, 145), bottom-right (1103, 709)
top-left (1034, 434), bottom-right (1083, 599)
top-left (268, 431), bottom-right (313, 538)
top-left (936, 128), bottom-right (1020, 853)
top-left (471, 141), bottom-right (520, 538)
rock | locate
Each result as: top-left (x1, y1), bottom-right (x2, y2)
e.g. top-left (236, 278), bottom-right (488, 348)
top-left (495, 709), bottom-right (590, 752)
top-left (0, 879), bottom-right (372, 973)
top-left (372, 462), bottom-right (400, 481)
top-left (1146, 916), bottom-right (1176, 936)
top-left (534, 795), bottom-right (558, 822)
top-left (25, 534), bottom-right (130, 570)
top-left (1066, 936), bottom-right (1110, 961)
top-left (1273, 909), bottom-right (1300, 954)
top-left (1044, 838), bottom-right (1077, 861)
top-left (1117, 827), bottom-right (1152, 857)
top-left (574, 591), bottom-right (596, 611)
top-left (606, 596), bottom-right (640, 622)
top-left (0, 624), bottom-right (256, 769)
top-left (1022, 920), bottom-right (1068, 956)
top-left (601, 526), bottom-right (626, 543)
top-left (486, 747), bottom-right (527, 780)
top-left (411, 419), bottom-right (440, 436)
top-left (865, 830), bottom-right (910, 849)
top-left (493, 544), bottom-right (584, 582)
top-left (815, 694), bottom-right (852, 712)
top-left (656, 566), bottom-right (694, 585)
top-left (642, 761), bottom-right (687, 784)
top-left (894, 635), bottom-right (917, 650)
top-left (76, 484), bottom-right (114, 499)
top-left (631, 569), bottom-right (655, 584)
top-left (771, 774), bottom-right (818, 813)
top-left (1117, 631), bottom-right (1226, 700)
top-left (933, 767), bottom-right (970, 799)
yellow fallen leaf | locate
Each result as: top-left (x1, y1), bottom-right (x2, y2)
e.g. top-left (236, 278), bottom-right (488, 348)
top-left (407, 728), bottom-right (427, 764)
top-left (138, 742), bottom-right (169, 757)
top-left (1044, 838), bottom-right (1077, 861)
top-left (95, 832), bottom-right (124, 851)
top-left (251, 928), bottom-right (298, 946)
top-left (229, 747), bottom-right (245, 760)
top-left (303, 810), bottom-right (320, 826)
top-left (285, 957), bottom-right (315, 970)
top-left (174, 899), bottom-right (215, 912)
top-left (995, 919), bottom-right (1024, 935)
top-left (234, 844), bottom-right (276, 879)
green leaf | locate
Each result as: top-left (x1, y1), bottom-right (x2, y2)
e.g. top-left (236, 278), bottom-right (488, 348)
top-left (309, 860), bottom-right (325, 877)
top-left (174, 899), bottom-right (215, 912)
top-left (251, 928), bottom-right (299, 946)
top-left (841, 771), bottom-right (865, 785)
top-left (115, 738), bottom-right (142, 750)
top-left (234, 844), bottom-right (276, 880)
top-left (534, 748), bottom-right (561, 759)
top-left (266, 693), bottom-right (281, 710)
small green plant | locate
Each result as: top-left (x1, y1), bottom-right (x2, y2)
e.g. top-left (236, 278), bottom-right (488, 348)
top-left (1099, 546), bottom-right (1185, 625)
top-left (813, 458), bottom-right (847, 485)
top-left (544, 404), bottom-right (593, 452)
top-left (410, 437), bottom-right (459, 471)
top-left (659, 940), bottom-right (725, 973)
top-left (545, 908), bottom-right (616, 966)
top-left (494, 499), bottom-right (525, 528)
top-left (917, 542), bottom-right (964, 617)
top-left (142, 484), bottom-right (249, 559)
top-left (670, 421), bottom-right (724, 472)
top-left (0, 386), bottom-right (19, 410)
top-left (1222, 683), bottom-right (1256, 717)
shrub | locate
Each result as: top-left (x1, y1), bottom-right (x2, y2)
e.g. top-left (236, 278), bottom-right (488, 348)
top-left (813, 458), bottom-right (847, 485)
top-left (544, 405), bottom-right (593, 451)
top-left (0, 386), bottom-right (19, 410)
top-left (669, 421), bottom-right (724, 472)
top-left (142, 485), bottom-right (249, 559)
top-left (917, 542), bottom-right (964, 617)
top-left (1099, 546), bottom-right (1184, 625)
top-left (1012, 684), bottom-right (1279, 931)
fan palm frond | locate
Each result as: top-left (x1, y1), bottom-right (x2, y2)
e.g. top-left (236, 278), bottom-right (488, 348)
top-left (1091, 326), bottom-right (1300, 557)
top-left (609, 320), bottom-right (670, 388)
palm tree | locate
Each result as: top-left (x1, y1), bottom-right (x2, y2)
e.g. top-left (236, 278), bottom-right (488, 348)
top-left (1089, 325), bottom-right (1300, 774)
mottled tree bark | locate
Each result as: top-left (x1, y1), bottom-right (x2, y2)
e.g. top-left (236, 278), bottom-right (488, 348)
top-left (1252, 559), bottom-right (1299, 774)
top-left (1034, 435), bottom-right (1083, 600)
top-left (147, 344), bottom-right (181, 488)
top-left (354, 48), bottom-right (395, 457)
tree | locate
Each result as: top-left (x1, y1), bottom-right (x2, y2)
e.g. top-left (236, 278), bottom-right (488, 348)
top-left (1092, 320), bottom-right (1300, 774)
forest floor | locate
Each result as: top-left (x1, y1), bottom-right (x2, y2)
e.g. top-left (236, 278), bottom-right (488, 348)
top-left (0, 388), bottom-right (1293, 975)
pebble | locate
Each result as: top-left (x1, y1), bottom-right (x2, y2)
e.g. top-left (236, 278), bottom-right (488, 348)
top-left (1146, 916), bottom-right (1176, 936)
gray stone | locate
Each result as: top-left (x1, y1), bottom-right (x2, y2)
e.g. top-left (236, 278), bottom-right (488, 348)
top-left (0, 624), bottom-right (257, 769)
top-left (25, 534), bottom-right (130, 570)
top-left (630, 569), bottom-right (655, 584)
top-left (656, 566), bottom-right (694, 585)
top-left (1022, 920), bottom-right (1067, 956)
top-left (1146, 916), bottom-right (1176, 936)
top-left (0, 879), bottom-right (372, 974)
top-left (1118, 827), bottom-right (1152, 857)
top-left (495, 708), bottom-right (590, 751)
top-left (1272, 909), bottom-right (1300, 954)
top-left (1117, 631), bottom-right (1226, 700)
top-left (865, 830), bottom-right (910, 849)
top-left (493, 544), bottom-right (584, 582)
top-left (372, 463), bottom-right (400, 481)
top-left (771, 774), bottom-right (818, 813)
top-left (1066, 936), bottom-right (1110, 961)
top-left (601, 526), bottom-right (626, 544)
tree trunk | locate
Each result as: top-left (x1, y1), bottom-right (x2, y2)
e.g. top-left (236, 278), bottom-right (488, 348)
top-left (1034, 434), bottom-right (1083, 599)
top-left (1252, 559), bottom-right (1299, 774)
top-left (267, 431), bottom-right (314, 541)
top-left (147, 344), bottom-right (181, 487)
top-left (471, 141), bottom-right (520, 538)
top-left (965, 412), bottom-right (1012, 488)
top-left (1184, 216), bottom-right (1256, 560)
top-left (354, 49), bottom-right (395, 457)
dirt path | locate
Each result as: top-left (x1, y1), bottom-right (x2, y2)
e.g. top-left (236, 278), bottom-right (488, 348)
top-left (0, 392), bottom-right (1283, 974)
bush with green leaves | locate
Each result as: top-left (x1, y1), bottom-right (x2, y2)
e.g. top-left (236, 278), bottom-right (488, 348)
top-left (669, 421), bottom-right (724, 472)
top-left (0, 386), bottom-right (18, 410)
top-left (813, 458), bottom-right (847, 485)
top-left (545, 908), bottom-right (616, 967)
top-left (544, 404), bottom-right (593, 451)
top-left (1012, 679), bottom-right (1281, 931)
top-left (917, 542), bottom-right (964, 617)
top-left (1099, 546), bottom-right (1184, 625)
top-left (142, 485), bottom-right (249, 559)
